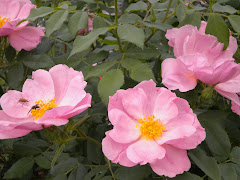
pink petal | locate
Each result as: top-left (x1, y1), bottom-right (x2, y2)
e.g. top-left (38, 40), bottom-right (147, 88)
top-left (117, 151), bottom-right (137, 167)
top-left (22, 69), bottom-right (55, 103)
top-left (109, 112), bottom-right (140, 143)
top-left (215, 88), bottom-right (240, 106)
top-left (173, 98), bottom-right (192, 114)
top-left (8, 26), bottom-right (44, 51)
top-left (49, 64), bottom-right (84, 104)
top-left (122, 88), bottom-right (147, 120)
top-left (108, 89), bottom-right (129, 116)
top-left (215, 74), bottom-right (240, 93)
top-left (162, 58), bottom-right (197, 92)
top-left (61, 93), bottom-right (92, 119)
top-left (58, 76), bottom-right (87, 107)
top-left (16, 3), bottom-right (35, 20)
top-left (0, 22), bottom-right (14, 36)
top-left (102, 132), bottom-right (129, 162)
top-left (0, 90), bottom-right (33, 118)
top-left (153, 89), bottom-right (178, 124)
top-left (150, 145), bottom-right (191, 178)
top-left (231, 100), bottom-right (240, 116)
top-left (36, 117), bottom-right (69, 127)
top-left (0, 128), bottom-right (31, 139)
top-left (0, 0), bottom-right (20, 19)
top-left (155, 125), bottom-right (196, 145)
top-left (127, 139), bottom-right (166, 164)
top-left (167, 115), bottom-right (206, 149)
top-left (0, 110), bottom-right (32, 126)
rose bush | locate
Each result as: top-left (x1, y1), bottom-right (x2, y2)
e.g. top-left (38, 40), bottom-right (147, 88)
top-left (0, 0), bottom-right (240, 179)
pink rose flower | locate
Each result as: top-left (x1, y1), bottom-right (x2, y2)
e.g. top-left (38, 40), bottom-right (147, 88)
top-left (0, 0), bottom-right (45, 51)
top-left (102, 80), bottom-right (206, 178)
top-left (162, 21), bottom-right (240, 92)
top-left (0, 64), bottom-right (92, 139)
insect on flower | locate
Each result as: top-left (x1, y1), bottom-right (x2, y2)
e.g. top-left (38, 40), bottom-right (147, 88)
top-left (28, 104), bottom-right (40, 115)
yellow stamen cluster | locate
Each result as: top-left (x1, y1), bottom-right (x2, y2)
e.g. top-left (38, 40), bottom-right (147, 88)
top-left (137, 115), bottom-right (166, 140)
top-left (30, 98), bottom-right (57, 120)
top-left (0, 16), bottom-right (11, 27)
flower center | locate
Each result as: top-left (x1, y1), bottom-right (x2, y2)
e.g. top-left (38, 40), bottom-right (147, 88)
top-left (137, 115), bottom-right (166, 140)
top-left (30, 98), bottom-right (57, 120)
top-left (0, 16), bottom-right (11, 27)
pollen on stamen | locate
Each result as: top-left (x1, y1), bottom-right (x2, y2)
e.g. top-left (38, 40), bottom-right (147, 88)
top-left (137, 115), bottom-right (166, 140)
top-left (0, 16), bottom-right (11, 27)
top-left (30, 98), bottom-right (57, 120)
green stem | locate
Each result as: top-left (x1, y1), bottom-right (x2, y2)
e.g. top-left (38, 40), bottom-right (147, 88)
top-left (105, 157), bottom-right (116, 180)
top-left (144, 29), bottom-right (156, 44)
top-left (114, 0), bottom-right (118, 25)
top-left (76, 128), bottom-right (102, 147)
top-left (161, 0), bottom-right (173, 23)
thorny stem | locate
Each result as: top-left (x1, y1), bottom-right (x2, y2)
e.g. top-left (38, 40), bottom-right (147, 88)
top-left (76, 128), bottom-right (102, 147)
top-left (161, 0), bottom-right (173, 23)
top-left (114, 0), bottom-right (123, 53)
top-left (105, 157), bottom-right (116, 180)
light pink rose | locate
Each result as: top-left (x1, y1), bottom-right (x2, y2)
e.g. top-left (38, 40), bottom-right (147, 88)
top-left (0, 0), bottom-right (45, 51)
top-left (162, 21), bottom-right (239, 92)
top-left (102, 80), bottom-right (206, 178)
top-left (0, 64), bottom-right (92, 139)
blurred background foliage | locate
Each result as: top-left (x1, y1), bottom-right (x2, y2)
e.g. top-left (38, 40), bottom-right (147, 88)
top-left (1, 0), bottom-right (240, 179)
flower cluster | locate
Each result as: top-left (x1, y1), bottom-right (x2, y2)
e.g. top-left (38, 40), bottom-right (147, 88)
top-left (0, 0), bottom-right (44, 51)
top-left (162, 21), bottom-right (240, 116)
top-left (0, 65), bottom-right (91, 139)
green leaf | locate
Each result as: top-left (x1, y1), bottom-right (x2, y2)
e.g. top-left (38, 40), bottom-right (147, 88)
top-left (206, 14), bottom-right (229, 50)
top-left (118, 14), bottom-right (142, 24)
top-left (86, 61), bottom-right (117, 79)
top-left (202, 120), bottom-right (231, 162)
top-left (176, 3), bottom-right (186, 23)
top-left (68, 164), bottom-right (87, 180)
top-left (143, 22), bottom-right (173, 31)
top-left (118, 24), bottom-right (145, 48)
top-left (13, 143), bottom-right (42, 156)
top-left (219, 164), bottom-right (237, 180)
top-left (69, 27), bottom-right (109, 57)
top-left (83, 167), bottom-right (108, 180)
top-left (125, 47), bottom-right (160, 59)
top-left (50, 158), bottom-right (78, 176)
top-left (126, 1), bottom-right (148, 11)
top-left (53, 174), bottom-right (67, 180)
top-left (122, 58), bottom-right (155, 82)
top-left (68, 12), bottom-right (88, 35)
top-left (98, 69), bottom-right (124, 105)
top-left (93, 16), bottom-right (108, 29)
top-left (46, 10), bottom-right (68, 36)
top-left (212, 3), bottom-right (237, 14)
top-left (5, 45), bottom-right (16, 62)
top-left (179, 12), bottom-right (201, 29)
top-left (171, 172), bottom-right (202, 180)
top-left (35, 155), bottom-right (51, 169)
top-left (198, 110), bottom-right (228, 123)
top-left (114, 166), bottom-right (151, 180)
top-left (7, 63), bottom-right (24, 89)
top-left (231, 146), bottom-right (240, 165)
top-left (4, 157), bottom-right (34, 179)
top-left (86, 51), bottom-right (109, 64)
top-left (228, 15), bottom-right (240, 33)
top-left (198, 110), bottom-right (230, 161)
top-left (27, 7), bottom-right (54, 21)
top-left (188, 148), bottom-right (221, 180)
top-left (23, 54), bottom-right (54, 70)
top-left (201, 86), bottom-right (214, 100)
